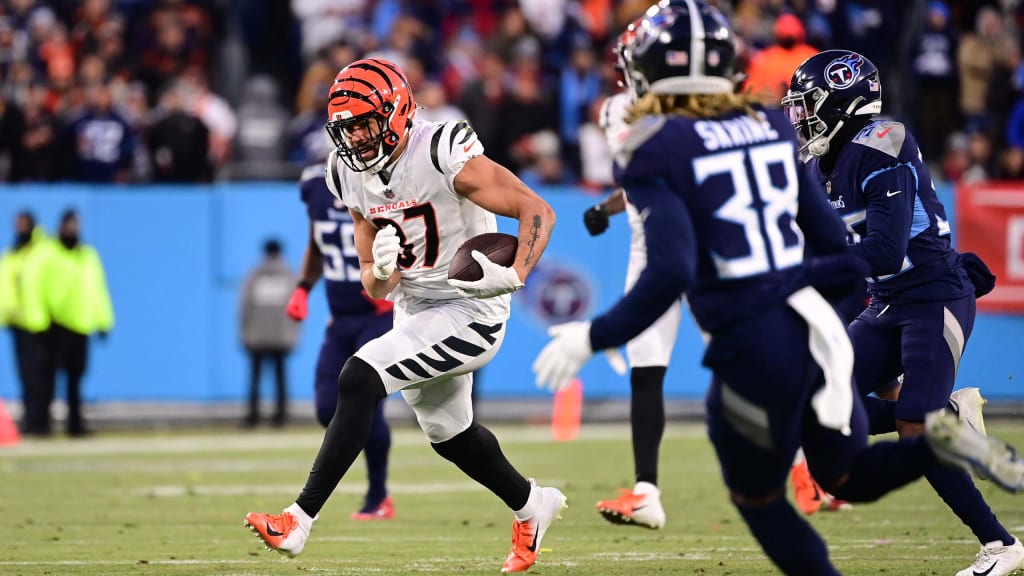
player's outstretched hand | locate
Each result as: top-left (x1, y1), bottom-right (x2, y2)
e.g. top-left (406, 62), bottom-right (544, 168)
top-left (372, 225), bottom-right (402, 281)
top-left (286, 285), bottom-right (310, 321)
top-left (447, 250), bottom-right (524, 299)
top-left (533, 321), bottom-right (594, 392)
top-left (583, 204), bottom-right (609, 236)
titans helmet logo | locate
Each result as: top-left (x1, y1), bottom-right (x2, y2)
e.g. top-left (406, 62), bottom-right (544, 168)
top-left (824, 54), bottom-right (863, 89)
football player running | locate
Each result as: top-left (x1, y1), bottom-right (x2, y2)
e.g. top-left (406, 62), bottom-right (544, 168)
top-left (286, 159), bottom-right (397, 521)
top-left (583, 16), bottom-right (847, 525)
top-left (582, 19), bottom-right (678, 530)
top-left (783, 50), bottom-right (1023, 576)
top-left (245, 58), bottom-right (564, 574)
top-left (534, 2), bottom-right (1024, 574)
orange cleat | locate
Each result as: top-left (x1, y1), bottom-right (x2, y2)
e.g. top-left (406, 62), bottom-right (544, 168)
top-left (350, 496), bottom-right (395, 521)
top-left (791, 460), bottom-right (824, 516)
top-left (501, 483), bottom-right (567, 573)
top-left (244, 507), bottom-right (314, 557)
top-left (595, 483), bottom-right (665, 528)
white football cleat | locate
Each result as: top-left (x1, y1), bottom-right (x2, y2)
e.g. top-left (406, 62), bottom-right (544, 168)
top-left (926, 409), bottom-right (1024, 493)
top-left (956, 537), bottom-right (1024, 576)
top-left (950, 387), bottom-right (988, 436)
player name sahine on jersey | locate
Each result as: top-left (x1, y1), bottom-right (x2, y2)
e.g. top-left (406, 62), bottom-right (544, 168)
top-left (367, 199), bottom-right (420, 215)
top-left (694, 113), bottom-right (781, 151)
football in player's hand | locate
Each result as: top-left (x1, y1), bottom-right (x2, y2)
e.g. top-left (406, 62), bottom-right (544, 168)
top-left (448, 233), bottom-right (518, 282)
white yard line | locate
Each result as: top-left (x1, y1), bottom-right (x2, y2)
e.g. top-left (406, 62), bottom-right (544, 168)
top-left (0, 424), bottom-right (707, 458)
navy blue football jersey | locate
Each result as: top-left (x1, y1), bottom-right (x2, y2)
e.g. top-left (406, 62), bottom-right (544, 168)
top-left (809, 120), bottom-right (972, 303)
top-left (300, 163), bottom-right (376, 316)
top-left (590, 106), bottom-right (850, 349)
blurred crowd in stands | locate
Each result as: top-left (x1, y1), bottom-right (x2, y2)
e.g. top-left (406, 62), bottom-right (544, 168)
top-left (0, 0), bottom-right (1021, 186)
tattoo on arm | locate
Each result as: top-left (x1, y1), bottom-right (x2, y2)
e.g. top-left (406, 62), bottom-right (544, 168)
top-left (524, 214), bottom-right (542, 266)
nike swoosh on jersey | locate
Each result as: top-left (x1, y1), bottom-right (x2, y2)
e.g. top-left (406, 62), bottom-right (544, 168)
top-left (886, 190), bottom-right (902, 197)
top-left (877, 127), bottom-right (893, 138)
top-left (266, 523), bottom-right (284, 537)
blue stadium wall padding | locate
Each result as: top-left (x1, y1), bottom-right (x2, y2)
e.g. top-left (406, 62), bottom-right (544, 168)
top-left (0, 183), bottom-right (1020, 402)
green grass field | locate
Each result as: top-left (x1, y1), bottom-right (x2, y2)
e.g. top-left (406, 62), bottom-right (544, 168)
top-left (3, 421), bottom-right (1024, 576)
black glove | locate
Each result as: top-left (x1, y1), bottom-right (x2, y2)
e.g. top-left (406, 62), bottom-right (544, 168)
top-left (583, 204), bottom-right (609, 236)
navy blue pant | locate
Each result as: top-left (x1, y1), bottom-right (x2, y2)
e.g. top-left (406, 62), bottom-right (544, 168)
top-left (314, 312), bottom-right (393, 425)
top-left (850, 293), bottom-right (975, 422)
top-left (849, 292), bottom-right (1013, 546)
top-left (703, 300), bottom-right (943, 574)
top-left (314, 312), bottom-right (393, 504)
top-left (704, 303), bottom-right (867, 499)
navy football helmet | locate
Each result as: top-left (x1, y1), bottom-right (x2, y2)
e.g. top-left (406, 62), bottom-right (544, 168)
top-left (781, 50), bottom-right (882, 157)
top-left (623, 0), bottom-right (736, 98)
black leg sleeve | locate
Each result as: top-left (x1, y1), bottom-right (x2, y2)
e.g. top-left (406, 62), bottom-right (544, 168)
top-left (295, 357), bottom-right (386, 517)
top-left (631, 366), bottom-right (666, 486)
top-left (432, 421), bottom-right (532, 510)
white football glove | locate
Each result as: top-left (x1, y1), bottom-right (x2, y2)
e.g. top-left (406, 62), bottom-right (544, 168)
top-left (447, 250), bottom-right (524, 299)
top-left (372, 225), bottom-right (402, 281)
top-left (533, 321), bottom-right (595, 393)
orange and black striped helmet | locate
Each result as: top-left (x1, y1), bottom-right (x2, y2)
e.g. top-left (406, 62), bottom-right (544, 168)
top-left (325, 58), bottom-right (417, 173)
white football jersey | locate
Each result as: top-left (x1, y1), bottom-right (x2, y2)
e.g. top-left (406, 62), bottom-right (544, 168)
top-left (326, 119), bottom-right (510, 317)
top-left (599, 92), bottom-right (634, 157)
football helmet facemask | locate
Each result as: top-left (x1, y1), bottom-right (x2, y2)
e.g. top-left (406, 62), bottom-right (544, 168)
top-left (781, 50), bottom-right (882, 157)
top-left (325, 58), bottom-right (417, 173)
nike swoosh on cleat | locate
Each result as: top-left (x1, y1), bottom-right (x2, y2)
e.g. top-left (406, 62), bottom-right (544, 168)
top-left (973, 562), bottom-right (998, 576)
top-left (266, 523), bottom-right (284, 537)
top-left (525, 531), bottom-right (540, 553)
top-left (632, 504), bottom-right (648, 511)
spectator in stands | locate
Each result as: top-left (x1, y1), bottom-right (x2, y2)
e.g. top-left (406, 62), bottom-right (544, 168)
top-left (909, 0), bottom-right (959, 164)
top-left (502, 41), bottom-right (556, 174)
top-left (958, 6), bottom-right (1013, 132)
top-left (0, 96), bottom-right (23, 180)
top-left (232, 75), bottom-right (289, 180)
top-left (291, 0), bottom-right (367, 62)
top-left (42, 209), bottom-right (114, 437)
top-left (0, 211), bottom-right (55, 436)
top-left (67, 79), bottom-right (134, 182)
top-left (8, 82), bottom-right (63, 181)
top-left (998, 146), bottom-right (1024, 180)
top-left (517, 129), bottom-right (571, 187)
top-left (179, 66), bottom-right (236, 171)
top-left (458, 50), bottom-right (510, 169)
top-left (239, 238), bottom-right (299, 428)
top-left (558, 36), bottom-right (602, 179)
top-left (963, 129), bottom-right (996, 184)
top-left (577, 96), bottom-right (615, 190)
top-left (942, 131), bottom-right (971, 182)
top-left (744, 13), bottom-right (818, 104)
top-left (984, 41), bottom-right (1021, 152)
top-left (414, 79), bottom-right (466, 124)
top-left (147, 81), bottom-right (211, 182)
